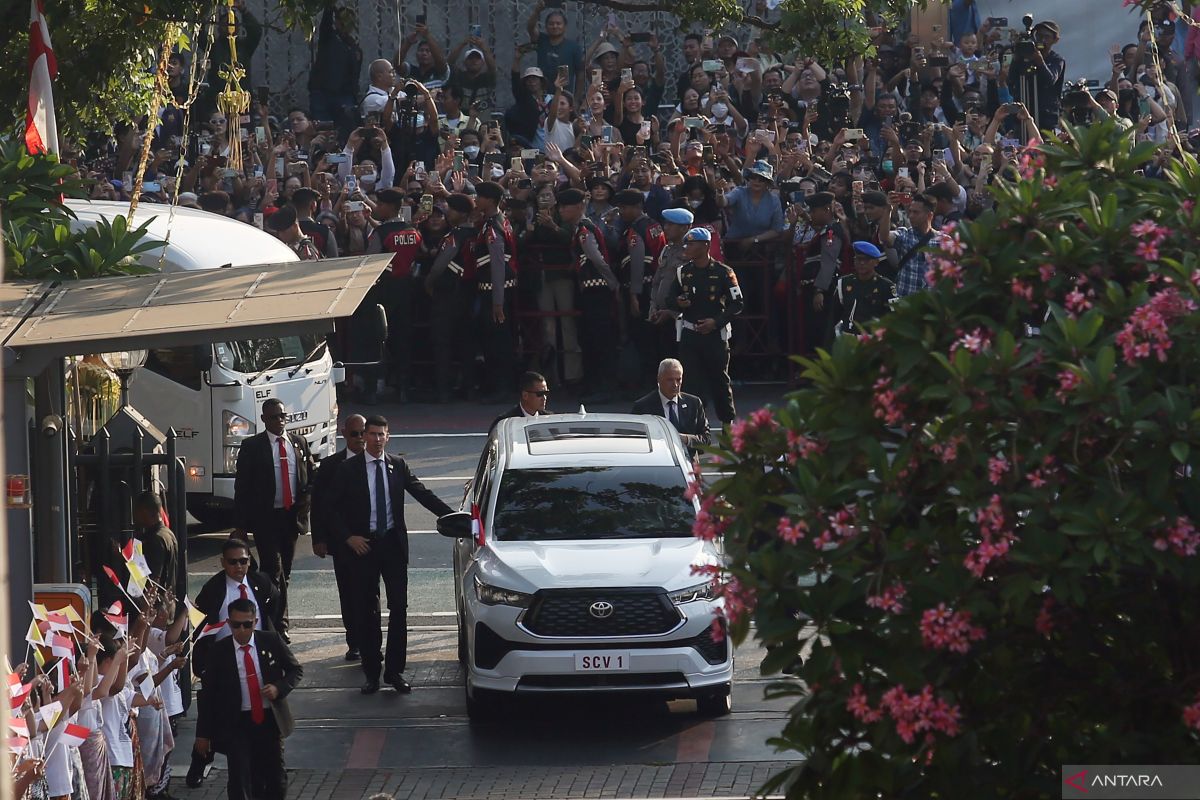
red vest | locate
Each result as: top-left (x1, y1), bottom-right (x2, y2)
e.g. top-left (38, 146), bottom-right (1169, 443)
top-left (620, 215), bottom-right (667, 290)
top-left (372, 220), bottom-right (422, 279)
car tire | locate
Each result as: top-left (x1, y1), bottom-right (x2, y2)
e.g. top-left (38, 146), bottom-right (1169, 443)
top-left (456, 611), bottom-right (468, 665)
top-left (465, 685), bottom-right (503, 723)
top-left (696, 684), bottom-right (732, 717)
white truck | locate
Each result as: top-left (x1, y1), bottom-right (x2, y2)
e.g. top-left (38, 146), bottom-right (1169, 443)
top-left (67, 201), bottom-right (343, 525)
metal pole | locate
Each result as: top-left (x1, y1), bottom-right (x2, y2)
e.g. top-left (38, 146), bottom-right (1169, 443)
top-left (1, 222), bottom-right (14, 800)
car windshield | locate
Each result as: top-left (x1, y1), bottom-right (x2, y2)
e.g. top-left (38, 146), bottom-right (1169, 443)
top-left (492, 466), bottom-right (695, 541)
top-left (214, 335), bottom-right (325, 374)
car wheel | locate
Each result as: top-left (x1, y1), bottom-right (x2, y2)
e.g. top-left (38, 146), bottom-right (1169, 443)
top-left (465, 685), bottom-right (502, 723)
top-left (456, 610), bottom-right (468, 665)
top-left (696, 684), bottom-right (732, 717)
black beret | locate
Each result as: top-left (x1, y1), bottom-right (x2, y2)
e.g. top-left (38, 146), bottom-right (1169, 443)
top-left (615, 189), bottom-right (645, 206)
top-left (557, 188), bottom-right (587, 206)
top-left (445, 193), bottom-right (474, 214)
top-left (474, 181), bottom-right (504, 201)
top-left (806, 191), bottom-right (836, 209)
top-left (375, 188), bottom-right (405, 206)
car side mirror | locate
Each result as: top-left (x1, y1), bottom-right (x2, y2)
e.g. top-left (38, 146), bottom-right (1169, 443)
top-left (372, 303), bottom-right (388, 360)
top-left (437, 510), bottom-right (473, 539)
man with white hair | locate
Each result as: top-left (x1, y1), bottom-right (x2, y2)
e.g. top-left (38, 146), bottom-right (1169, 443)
top-left (631, 358), bottom-right (710, 455)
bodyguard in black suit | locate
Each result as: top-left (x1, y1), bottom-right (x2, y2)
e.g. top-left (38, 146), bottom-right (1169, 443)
top-left (195, 599), bottom-right (302, 800)
top-left (332, 414), bottom-right (454, 695)
top-left (310, 414), bottom-right (367, 662)
top-left (489, 371), bottom-right (548, 430)
top-left (631, 357), bottom-right (711, 454)
top-left (232, 397), bottom-right (315, 639)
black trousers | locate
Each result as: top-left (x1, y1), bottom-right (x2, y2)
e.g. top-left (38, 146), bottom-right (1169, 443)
top-left (252, 509), bottom-right (297, 632)
top-left (475, 292), bottom-right (516, 397)
top-left (331, 544), bottom-right (356, 649)
top-left (384, 276), bottom-right (414, 390)
top-left (628, 287), bottom-right (656, 383)
top-left (679, 329), bottom-right (736, 424)
top-left (430, 281), bottom-right (472, 396)
top-left (223, 710), bottom-right (285, 800)
top-left (344, 534), bottom-right (409, 679)
top-left (578, 289), bottom-right (616, 393)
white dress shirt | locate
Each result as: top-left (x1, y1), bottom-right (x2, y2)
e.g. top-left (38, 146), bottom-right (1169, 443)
top-left (365, 453), bottom-right (395, 532)
top-left (659, 391), bottom-right (683, 424)
top-left (268, 431), bottom-right (298, 509)
top-left (219, 576), bottom-right (263, 638)
top-left (520, 405), bottom-right (538, 417)
top-left (234, 634), bottom-right (271, 712)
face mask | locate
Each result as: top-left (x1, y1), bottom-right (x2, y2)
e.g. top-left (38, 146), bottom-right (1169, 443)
top-left (688, 199), bottom-right (703, 209)
top-left (711, 102), bottom-right (729, 118)
top-left (360, 171), bottom-right (377, 185)
top-left (464, 145), bottom-right (480, 158)
top-left (489, 165), bottom-right (505, 179)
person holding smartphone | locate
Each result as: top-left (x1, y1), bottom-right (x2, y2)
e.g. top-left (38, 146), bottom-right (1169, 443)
top-left (397, 21), bottom-right (450, 91)
top-left (527, 0), bottom-right (585, 95)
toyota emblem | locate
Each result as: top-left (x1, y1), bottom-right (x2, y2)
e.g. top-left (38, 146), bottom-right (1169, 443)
top-left (588, 601), bottom-right (615, 619)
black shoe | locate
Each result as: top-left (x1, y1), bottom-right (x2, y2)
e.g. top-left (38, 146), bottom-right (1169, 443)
top-left (279, 630), bottom-right (291, 644)
top-left (185, 753), bottom-right (209, 788)
top-left (384, 673), bottom-right (412, 693)
top-left (344, 647), bottom-right (360, 662)
top-left (360, 679), bottom-right (380, 695)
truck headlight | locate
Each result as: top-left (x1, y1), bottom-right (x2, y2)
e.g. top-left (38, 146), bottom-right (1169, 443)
top-left (223, 446), bottom-right (240, 473)
top-left (668, 581), bottom-right (718, 605)
top-left (474, 576), bottom-right (533, 608)
top-left (223, 410), bottom-right (255, 444)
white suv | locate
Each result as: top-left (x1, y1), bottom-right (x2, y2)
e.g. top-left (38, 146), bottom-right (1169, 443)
top-left (438, 413), bottom-right (732, 720)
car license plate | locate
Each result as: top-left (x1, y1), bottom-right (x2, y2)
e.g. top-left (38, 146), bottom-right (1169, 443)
top-left (574, 652), bottom-right (630, 672)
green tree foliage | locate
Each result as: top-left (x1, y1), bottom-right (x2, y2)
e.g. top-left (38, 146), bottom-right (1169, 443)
top-left (0, 141), bottom-right (160, 279)
top-left (699, 119), bottom-right (1200, 797)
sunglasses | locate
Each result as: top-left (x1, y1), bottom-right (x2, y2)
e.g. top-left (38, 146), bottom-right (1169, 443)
top-left (228, 620), bottom-right (255, 629)
top-left (225, 557), bottom-right (250, 566)
top-left (264, 413), bottom-right (287, 420)
top-left (524, 389), bottom-right (550, 397)
top-left (345, 430), bottom-right (365, 438)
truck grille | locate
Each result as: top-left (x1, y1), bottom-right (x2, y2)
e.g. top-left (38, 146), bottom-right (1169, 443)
top-left (522, 590), bottom-right (681, 637)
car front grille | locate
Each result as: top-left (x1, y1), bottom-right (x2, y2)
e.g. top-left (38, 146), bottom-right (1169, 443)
top-left (522, 589), bottom-right (682, 637)
top-left (517, 672), bottom-right (687, 690)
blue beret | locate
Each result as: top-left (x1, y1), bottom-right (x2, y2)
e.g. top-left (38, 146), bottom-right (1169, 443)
top-left (852, 241), bottom-right (883, 259)
top-left (682, 227), bottom-right (712, 243)
top-left (662, 208), bottom-right (695, 225)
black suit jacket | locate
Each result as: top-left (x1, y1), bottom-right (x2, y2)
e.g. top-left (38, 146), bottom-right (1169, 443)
top-left (232, 431), bottom-right (315, 534)
top-left (195, 631), bottom-right (303, 743)
top-left (331, 452), bottom-right (454, 564)
top-left (489, 405), bottom-right (534, 431)
top-left (632, 391), bottom-right (711, 451)
top-left (310, 447), bottom-right (352, 547)
top-left (192, 569), bottom-right (281, 676)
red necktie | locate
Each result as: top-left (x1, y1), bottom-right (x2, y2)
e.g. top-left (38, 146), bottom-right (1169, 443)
top-left (239, 584), bottom-right (248, 601)
top-left (277, 436), bottom-right (293, 510)
top-left (241, 644), bottom-right (265, 724)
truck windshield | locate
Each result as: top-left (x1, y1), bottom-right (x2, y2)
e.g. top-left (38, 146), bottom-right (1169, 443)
top-left (492, 466), bottom-right (695, 541)
top-left (214, 335), bottom-right (325, 374)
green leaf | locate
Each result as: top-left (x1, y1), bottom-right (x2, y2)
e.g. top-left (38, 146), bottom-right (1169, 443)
top-left (1170, 442), bottom-right (1190, 464)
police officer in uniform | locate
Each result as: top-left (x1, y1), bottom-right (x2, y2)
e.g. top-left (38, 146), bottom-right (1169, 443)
top-left (367, 189), bottom-right (423, 403)
top-left (616, 189), bottom-right (667, 381)
top-left (826, 241), bottom-right (897, 344)
top-left (648, 207), bottom-right (694, 362)
top-left (666, 228), bottom-right (744, 425)
top-left (472, 182), bottom-right (519, 402)
top-left (557, 188), bottom-right (620, 402)
top-left (424, 193), bottom-right (478, 402)
top-left (793, 191), bottom-right (849, 355)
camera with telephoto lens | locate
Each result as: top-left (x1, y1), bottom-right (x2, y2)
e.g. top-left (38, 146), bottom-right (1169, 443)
top-left (1013, 15), bottom-right (1037, 58)
top-left (824, 83), bottom-right (852, 127)
top-left (1063, 79), bottom-right (1096, 124)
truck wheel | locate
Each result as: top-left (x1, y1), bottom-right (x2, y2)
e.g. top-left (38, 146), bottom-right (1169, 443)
top-left (696, 684), bottom-right (732, 717)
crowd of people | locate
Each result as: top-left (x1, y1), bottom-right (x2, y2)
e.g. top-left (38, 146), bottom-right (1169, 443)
top-left (65, 1), bottom-right (1200, 404)
top-left (16, 4), bottom-right (1200, 795)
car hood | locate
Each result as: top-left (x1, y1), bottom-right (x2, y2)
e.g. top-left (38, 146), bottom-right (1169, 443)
top-left (478, 537), bottom-right (720, 593)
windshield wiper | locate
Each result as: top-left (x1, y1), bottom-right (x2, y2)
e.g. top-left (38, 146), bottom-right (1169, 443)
top-left (249, 355), bottom-right (298, 384)
top-left (287, 340), bottom-right (328, 378)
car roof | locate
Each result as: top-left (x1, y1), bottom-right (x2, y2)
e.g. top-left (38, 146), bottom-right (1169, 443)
top-left (497, 413), bottom-right (685, 470)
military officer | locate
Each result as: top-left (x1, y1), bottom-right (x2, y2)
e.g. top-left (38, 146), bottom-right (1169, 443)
top-left (558, 188), bottom-right (620, 402)
top-left (616, 189), bottom-right (667, 380)
top-left (826, 241), bottom-right (897, 343)
top-left (666, 228), bottom-right (744, 425)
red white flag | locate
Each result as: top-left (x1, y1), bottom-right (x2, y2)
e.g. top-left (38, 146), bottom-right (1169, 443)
top-left (49, 633), bottom-right (74, 663)
top-left (196, 620), bottom-right (227, 640)
top-left (8, 717), bottom-right (28, 739)
top-left (59, 722), bottom-right (89, 749)
top-left (103, 612), bottom-right (128, 639)
top-left (25, 0), bottom-right (58, 155)
top-left (6, 672), bottom-right (21, 697)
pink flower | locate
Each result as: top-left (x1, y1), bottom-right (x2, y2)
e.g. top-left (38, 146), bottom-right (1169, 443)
top-left (776, 516), bottom-right (808, 544)
top-left (1116, 288), bottom-right (1197, 366)
top-left (872, 377), bottom-right (907, 427)
top-left (1039, 263), bottom-right (1055, 283)
top-left (1134, 240), bottom-right (1160, 262)
top-left (1011, 279), bottom-right (1034, 301)
top-left (750, 407), bottom-right (778, 430)
top-left (1154, 516), bottom-right (1200, 557)
top-left (1056, 369), bottom-right (1082, 402)
top-left (1035, 597), bottom-right (1055, 637)
top-left (875, 684), bottom-right (963, 744)
top-left (729, 419), bottom-right (749, 454)
top-left (920, 603), bottom-right (986, 654)
top-left (987, 454), bottom-right (1010, 485)
top-left (716, 577), bottom-right (757, 628)
top-left (1184, 694), bottom-right (1200, 731)
top-left (866, 581), bottom-right (907, 614)
top-left (931, 435), bottom-right (965, 464)
top-left (1065, 288), bottom-right (1092, 316)
top-left (693, 496), bottom-right (733, 542)
top-left (847, 683), bottom-right (883, 723)
top-left (1027, 469), bottom-right (1047, 489)
top-left (965, 495), bottom-right (1016, 577)
top-left (786, 430), bottom-right (825, 464)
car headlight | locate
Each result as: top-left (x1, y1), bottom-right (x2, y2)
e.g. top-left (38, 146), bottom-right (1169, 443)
top-left (474, 576), bottom-right (533, 608)
top-left (668, 581), bottom-right (718, 605)
top-left (223, 410), bottom-right (255, 443)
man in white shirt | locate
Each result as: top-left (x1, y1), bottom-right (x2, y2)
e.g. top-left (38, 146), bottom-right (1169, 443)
top-left (361, 58), bottom-right (401, 119)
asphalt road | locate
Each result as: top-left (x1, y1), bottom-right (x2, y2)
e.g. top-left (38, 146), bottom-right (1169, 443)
top-left (176, 389), bottom-right (801, 796)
